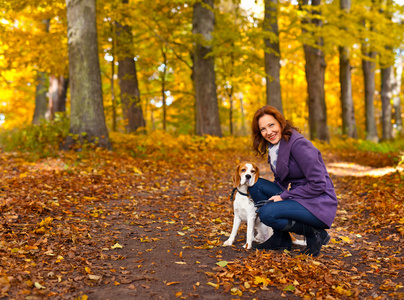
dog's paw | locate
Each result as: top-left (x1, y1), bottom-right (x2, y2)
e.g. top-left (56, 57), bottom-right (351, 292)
top-left (254, 234), bottom-right (269, 243)
top-left (223, 239), bottom-right (233, 246)
top-left (243, 242), bottom-right (252, 249)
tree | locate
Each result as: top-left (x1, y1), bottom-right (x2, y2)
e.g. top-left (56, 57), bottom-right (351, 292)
top-left (116, 0), bottom-right (146, 133)
top-left (64, 0), bottom-right (111, 149)
top-left (380, 66), bottom-right (394, 140)
top-left (264, 0), bottom-right (283, 113)
top-left (32, 72), bottom-right (48, 125)
top-left (339, 0), bottom-right (357, 138)
top-left (192, 0), bottom-right (222, 137)
top-left (361, 38), bottom-right (378, 142)
top-left (48, 75), bottom-right (68, 120)
top-left (299, 0), bottom-right (329, 142)
top-left (32, 19), bottom-right (50, 125)
top-left (392, 49), bottom-right (403, 135)
top-left (379, 0), bottom-right (396, 141)
top-left (360, 1), bottom-right (379, 142)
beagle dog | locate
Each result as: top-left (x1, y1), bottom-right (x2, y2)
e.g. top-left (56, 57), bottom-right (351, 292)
top-left (223, 162), bottom-right (306, 249)
top-left (223, 162), bottom-right (271, 249)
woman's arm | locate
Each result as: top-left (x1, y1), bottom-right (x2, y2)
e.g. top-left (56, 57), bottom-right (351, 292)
top-left (280, 138), bottom-right (327, 200)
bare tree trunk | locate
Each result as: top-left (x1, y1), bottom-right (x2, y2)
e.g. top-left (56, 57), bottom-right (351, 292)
top-left (239, 94), bottom-right (247, 136)
top-left (264, 0), bottom-right (283, 113)
top-left (32, 19), bottom-right (50, 125)
top-left (192, 0), bottom-right (222, 137)
top-left (64, 0), bottom-right (111, 149)
top-left (339, 0), bottom-right (357, 138)
top-left (161, 48), bottom-right (167, 131)
top-left (48, 75), bottom-right (67, 120)
top-left (380, 0), bottom-right (394, 141)
top-left (392, 50), bottom-right (403, 135)
top-left (116, 0), bottom-right (145, 133)
top-left (380, 66), bottom-right (393, 140)
top-left (228, 86), bottom-right (234, 135)
top-left (300, 0), bottom-right (329, 142)
top-left (111, 36), bottom-right (117, 132)
top-left (362, 55), bottom-right (378, 142)
top-left (227, 51), bottom-right (235, 135)
top-left (32, 72), bottom-right (48, 125)
top-left (361, 14), bottom-right (378, 142)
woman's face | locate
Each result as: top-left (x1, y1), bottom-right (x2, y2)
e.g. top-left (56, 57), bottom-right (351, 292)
top-left (258, 114), bottom-right (282, 145)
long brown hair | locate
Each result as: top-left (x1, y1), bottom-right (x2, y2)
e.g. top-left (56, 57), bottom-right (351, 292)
top-left (251, 105), bottom-right (300, 157)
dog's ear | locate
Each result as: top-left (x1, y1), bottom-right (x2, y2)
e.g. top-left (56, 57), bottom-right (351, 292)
top-left (253, 163), bottom-right (260, 184)
top-left (233, 164), bottom-right (241, 187)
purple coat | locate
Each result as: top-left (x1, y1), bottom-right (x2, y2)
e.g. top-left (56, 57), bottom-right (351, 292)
top-left (270, 130), bottom-right (338, 228)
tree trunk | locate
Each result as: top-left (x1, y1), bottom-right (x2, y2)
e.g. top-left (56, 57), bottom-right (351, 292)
top-left (264, 0), bottom-right (283, 113)
top-left (48, 75), bottom-right (68, 120)
top-left (32, 72), bottom-right (48, 125)
top-left (64, 0), bottom-right (111, 149)
top-left (111, 51), bottom-right (117, 132)
top-left (228, 86), bottom-right (234, 135)
top-left (239, 94), bottom-right (247, 136)
top-left (380, 66), bottom-right (393, 141)
top-left (361, 12), bottom-right (378, 142)
top-left (380, 0), bottom-right (394, 141)
top-left (300, 0), bottom-right (329, 142)
top-left (161, 48), bottom-right (167, 131)
top-left (392, 52), bottom-right (403, 135)
top-left (192, 0), bottom-right (222, 137)
top-left (362, 51), bottom-right (378, 142)
top-left (339, 0), bottom-right (357, 138)
top-left (32, 20), bottom-right (50, 125)
top-left (116, 2), bottom-right (145, 134)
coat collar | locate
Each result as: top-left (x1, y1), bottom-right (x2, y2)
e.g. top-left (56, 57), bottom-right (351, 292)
top-left (272, 130), bottom-right (304, 182)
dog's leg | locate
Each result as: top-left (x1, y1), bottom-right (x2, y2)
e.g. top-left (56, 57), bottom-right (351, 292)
top-left (223, 215), bottom-right (242, 247)
top-left (244, 216), bottom-right (257, 249)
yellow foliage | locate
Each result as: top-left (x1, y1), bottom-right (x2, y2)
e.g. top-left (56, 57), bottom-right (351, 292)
top-left (38, 217), bottom-right (53, 227)
top-left (254, 276), bottom-right (272, 286)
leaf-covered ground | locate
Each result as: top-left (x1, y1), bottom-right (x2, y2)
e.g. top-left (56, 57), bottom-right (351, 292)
top-left (0, 133), bottom-right (403, 299)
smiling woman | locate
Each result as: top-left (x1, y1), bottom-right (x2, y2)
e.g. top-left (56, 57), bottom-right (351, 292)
top-left (248, 105), bottom-right (338, 257)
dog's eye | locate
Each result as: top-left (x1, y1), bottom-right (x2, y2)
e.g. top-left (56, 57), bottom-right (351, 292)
top-left (241, 168), bottom-right (246, 172)
top-left (251, 170), bottom-right (256, 173)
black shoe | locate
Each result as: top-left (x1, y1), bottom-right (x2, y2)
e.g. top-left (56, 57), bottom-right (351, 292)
top-left (252, 230), bottom-right (292, 251)
top-left (300, 229), bottom-right (330, 257)
top-left (285, 221), bottom-right (330, 257)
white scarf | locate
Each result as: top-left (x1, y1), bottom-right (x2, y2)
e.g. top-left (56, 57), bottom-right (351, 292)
top-left (269, 143), bottom-right (280, 172)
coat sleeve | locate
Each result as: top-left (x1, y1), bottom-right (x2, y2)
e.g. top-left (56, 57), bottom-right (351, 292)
top-left (280, 138), bottom-right (327, 200)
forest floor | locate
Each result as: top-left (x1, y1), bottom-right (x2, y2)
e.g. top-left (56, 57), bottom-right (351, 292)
top-left (0, 137), bottom-right (403, 299)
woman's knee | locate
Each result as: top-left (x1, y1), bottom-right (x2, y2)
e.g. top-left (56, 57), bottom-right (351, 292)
top-left (258, 204), bottom-right (276, 227)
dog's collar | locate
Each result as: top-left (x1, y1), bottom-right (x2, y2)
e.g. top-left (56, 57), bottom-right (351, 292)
top-left (230, 187), bottom-right (250, 201)
top-left (236, 189), bottom-right (249, 197)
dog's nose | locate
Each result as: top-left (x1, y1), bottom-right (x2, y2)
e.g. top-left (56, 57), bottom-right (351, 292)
top-left (246, 174), bottom-right (251, 180)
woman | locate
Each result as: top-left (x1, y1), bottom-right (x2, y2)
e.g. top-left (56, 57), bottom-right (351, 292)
top-left (248, 105), bottom-right (337, 257)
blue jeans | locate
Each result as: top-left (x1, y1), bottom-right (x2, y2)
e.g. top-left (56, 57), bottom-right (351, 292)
top-left (249, 178), bottom-right (326, 230)
top-left (248, 178), bottom-right (283, 202)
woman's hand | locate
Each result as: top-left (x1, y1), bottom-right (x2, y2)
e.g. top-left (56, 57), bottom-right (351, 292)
top-left (269, 195), bottom-right (282, 202)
